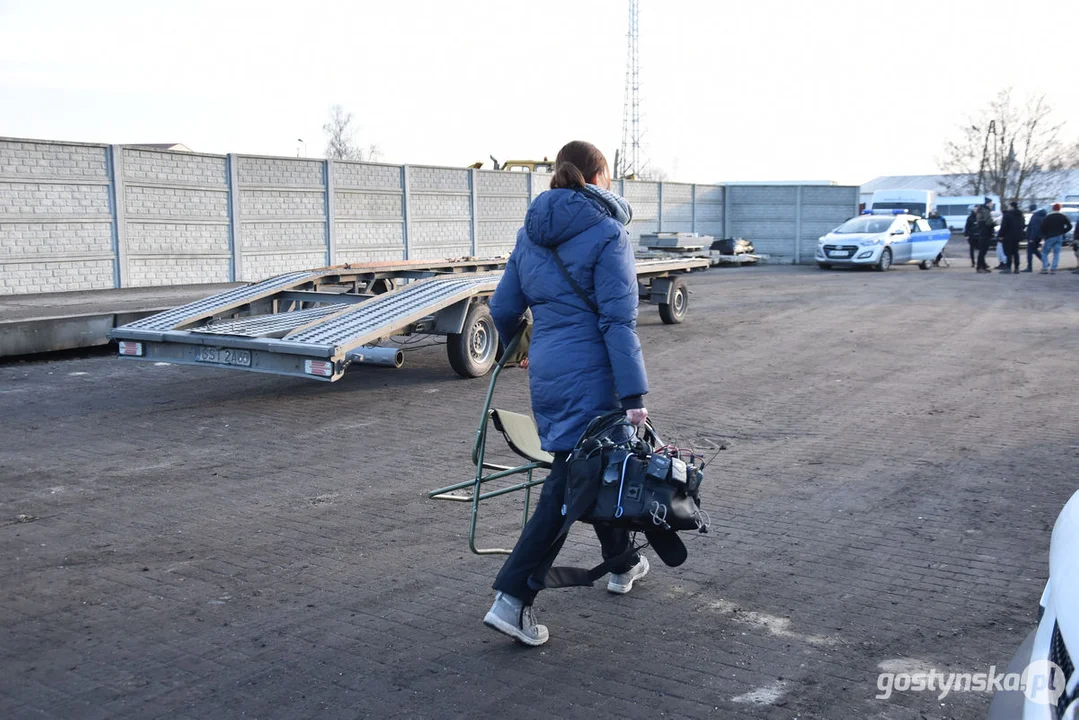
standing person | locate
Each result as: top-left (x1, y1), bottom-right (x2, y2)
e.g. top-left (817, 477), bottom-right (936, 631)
top-left (1040, 203), bottom-right (1074, 274)
top-left (1023, 203), bottom-right (1047, 272)
top-left (997, 201), bottom-right (1025, 273)
top-left (964, 206), bottom-right (979, 268)
top-left (975, 202), bottom-right (997, 273)
top-left (987, 199), bottom-right (1007, 269)
top-left (483, 140), bottom-right (651, 646)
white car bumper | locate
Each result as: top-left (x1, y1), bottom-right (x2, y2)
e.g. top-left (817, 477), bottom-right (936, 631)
top-left (816, 244), bottom-right (883, 265)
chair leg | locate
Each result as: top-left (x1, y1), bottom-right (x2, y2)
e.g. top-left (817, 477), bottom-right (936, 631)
top-left (467, 434), bottom-right (514, 555)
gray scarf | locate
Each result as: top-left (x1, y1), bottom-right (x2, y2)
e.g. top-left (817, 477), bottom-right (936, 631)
top-left (580, 184), bottom-right (633, 226)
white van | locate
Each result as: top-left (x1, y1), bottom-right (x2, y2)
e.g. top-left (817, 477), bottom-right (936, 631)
top-left (937, 195), bottom-right (1001, 231)
top-left (869, 189), bottom-right (935, 218)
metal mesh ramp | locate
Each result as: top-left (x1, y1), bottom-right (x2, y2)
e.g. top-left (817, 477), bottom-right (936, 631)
top-left (287, 274), bottom-right (500, 348)
top-left (122, 270), bottom-right (325, 332)
top-left (192, 305), bottom-right (346, 338)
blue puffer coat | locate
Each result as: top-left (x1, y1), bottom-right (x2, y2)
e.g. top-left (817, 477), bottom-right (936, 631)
top-left (489, 188), bottom-right (649, 452)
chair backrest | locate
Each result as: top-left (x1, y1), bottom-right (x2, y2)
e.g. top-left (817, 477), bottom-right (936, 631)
top-left (491, 409), bottom-right (554, 467)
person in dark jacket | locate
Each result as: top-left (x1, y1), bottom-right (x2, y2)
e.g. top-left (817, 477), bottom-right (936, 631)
top-left (483, 140), bottom-right (650, 646)
top-left (1040, 203), bottom-right (1074, 274)
top-left (975, 203), bottom-right (997, 273)
top-left (997, 201), bottom-right (1025, 273)
top-left (963, 208), bottom-right (978, 267)
top-left (1023, 204), bottom-right (1047, 272)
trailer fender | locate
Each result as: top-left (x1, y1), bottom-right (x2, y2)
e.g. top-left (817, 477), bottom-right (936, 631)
top-left (648, 276), bottom-right (676, 306)
top-left (431, 298), bottom-right (475, 335)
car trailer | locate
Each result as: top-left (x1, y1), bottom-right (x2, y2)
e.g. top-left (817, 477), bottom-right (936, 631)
top-left (108, 257), bottom-right (709, 382)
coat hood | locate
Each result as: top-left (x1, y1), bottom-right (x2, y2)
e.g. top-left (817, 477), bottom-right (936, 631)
top-left (525, 187), bottom-right (631, 248)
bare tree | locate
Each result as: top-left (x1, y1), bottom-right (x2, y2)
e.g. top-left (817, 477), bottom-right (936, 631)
top-left (1063, 138), bottom-right (1079, 169)
top-left (939, 89), bottom-right (1066, 203)
top-left (322, 105), bottom-right (381, 162)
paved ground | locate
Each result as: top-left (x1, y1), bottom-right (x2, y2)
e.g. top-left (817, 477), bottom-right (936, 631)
top-left (2, 255), bottom-right (1078, 719)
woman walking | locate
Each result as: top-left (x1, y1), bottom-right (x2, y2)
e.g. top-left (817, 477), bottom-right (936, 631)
top-left (483, 141), bottom-right (651, 646)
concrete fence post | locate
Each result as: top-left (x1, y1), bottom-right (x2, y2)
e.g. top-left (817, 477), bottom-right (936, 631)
top-left (469, 168), bottom-right (478, 257)
top-left (526, 171), bottom-right (534, 203)
top-left (226, 154), bottom-right (242, 282)
top-left (325, 159), bottom-right (336, 266)
top-left (691, 184), bottom-right (697, 234)
top-left (722, 185), bottom-right (731, 238)
top-left (794, 185), bottom-right (803, 264)
top-left (107, 145), bottom-right (129, 289)
top-left (401, 165), bottom-right (412, 261)
top-left (657, 182), bottom-right (664, 233)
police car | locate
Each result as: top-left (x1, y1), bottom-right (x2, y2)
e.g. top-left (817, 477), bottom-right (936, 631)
top-left (816, 210), bottom-right (952, 271)
top-left (985, 489), bottom-right (1077, 719)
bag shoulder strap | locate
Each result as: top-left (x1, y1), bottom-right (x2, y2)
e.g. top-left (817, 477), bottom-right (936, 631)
top-left (548, 247), bottom-right (599, 314)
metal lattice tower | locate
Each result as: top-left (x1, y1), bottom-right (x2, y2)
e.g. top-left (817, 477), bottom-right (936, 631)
top-left (618, 0), bottom-right (640, 179)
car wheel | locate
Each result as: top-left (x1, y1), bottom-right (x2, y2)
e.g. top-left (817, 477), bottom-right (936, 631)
top-left (875, 248), bottom-right (892, 272)
top-left (918, 259), bottom-right (932, 270)
top-left (817, 263), bottom-right (832, 270)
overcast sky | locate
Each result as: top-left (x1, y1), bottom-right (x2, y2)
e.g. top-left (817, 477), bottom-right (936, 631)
top-left (1, 0), bottom-right (1075, 185)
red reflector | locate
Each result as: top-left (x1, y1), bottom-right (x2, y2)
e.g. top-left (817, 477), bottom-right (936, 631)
top-left (304, 360), bottom-right (334, 377)
top-left (118, 341), bottom-right (143, 357)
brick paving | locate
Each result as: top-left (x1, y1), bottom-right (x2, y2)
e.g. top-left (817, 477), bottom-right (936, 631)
top-left (2, 259), bottom-right (1078, 719)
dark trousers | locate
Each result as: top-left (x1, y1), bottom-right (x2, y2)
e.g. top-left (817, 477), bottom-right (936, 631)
top-left (493, 452), bottom-right (636, 605)
top-left (1003, 238), bottom-right (1020, 271)
top-left (976, 237), bottom-right (992, 270)
top-left (967, 237), bottom-right (977, 266)
top-left (1026, 238), bottom-right (1043, 269)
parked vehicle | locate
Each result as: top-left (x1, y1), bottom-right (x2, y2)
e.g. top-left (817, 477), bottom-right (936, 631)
top-left (938, 194), bottom-right (1001, 231)
top-left (815, 211), bottom-right (951, 271)
top-left (869, 189), bottom-right (935, 218)
top-left (986, 489), bottom-right (1078, 719)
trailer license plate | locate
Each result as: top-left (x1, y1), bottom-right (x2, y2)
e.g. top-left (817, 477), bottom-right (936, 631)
top-left (195, 347), bottom-right (251, 367)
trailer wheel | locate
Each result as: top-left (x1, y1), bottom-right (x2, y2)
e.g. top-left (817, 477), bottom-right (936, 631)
top-left (448, 303), bottom-right (498, 378)
top-left (658, 277), bottom-right (688, 325)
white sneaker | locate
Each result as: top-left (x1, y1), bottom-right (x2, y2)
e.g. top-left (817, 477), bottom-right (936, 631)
top-left (607, 555), bottom-right (650, 595)
top-left (483, 592), bottom-right (549, 646)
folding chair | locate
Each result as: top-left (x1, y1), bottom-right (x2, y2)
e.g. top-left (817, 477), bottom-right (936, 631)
top-left (428, 325), bottom-right (553, 554)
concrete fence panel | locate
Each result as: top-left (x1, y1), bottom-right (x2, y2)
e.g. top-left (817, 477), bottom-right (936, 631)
top-left (0, 138), bottom-right (115, 294)
top-left (728, 185), bottom-right (800, 260)
top-left (475, 170), bottom-right (528, 257)
top-left (659, 182), bottom-right (694, 234)
top-left (121, 148), bottom-right (231, 287)
top-left (235, 155), bottom-right (328, 281)
top-left (334, 160), bottom-right (405, 265)
top-left (406, 166), bottom-right (472, 261)
top-left (622, 180), bottom-right (659, 243)
top-left (799, 186), bottom-right (860, 248)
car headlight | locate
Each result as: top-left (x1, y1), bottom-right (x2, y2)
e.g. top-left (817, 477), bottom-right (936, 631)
top-left (858, 238), bottom-right (882, 247)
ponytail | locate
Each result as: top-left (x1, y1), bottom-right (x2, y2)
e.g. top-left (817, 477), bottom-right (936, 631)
top-left (549, 140), bottom-right (609, 191)
top-left (550, 161), bottom-right (587, 190)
